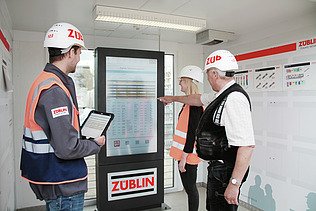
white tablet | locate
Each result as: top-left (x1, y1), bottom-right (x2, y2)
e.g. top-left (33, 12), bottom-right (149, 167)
top-left (81, 110), bottom-right (114, 138)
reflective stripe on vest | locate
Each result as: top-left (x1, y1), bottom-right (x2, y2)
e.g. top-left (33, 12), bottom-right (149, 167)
top-left (23, 127), bottom-right (53, 153)
top-left (21, 71), bottom-right (86, 185)
top-left (24, 127), bottom-right (47, 140)
top-left (22, 139), bottom-right (54, 154)
top-left (174, 129), bottom-right (186, 140)
top-left (170, 105), bottom-right (200, 165)
top-left (171, 141), bottom-right (197, 154)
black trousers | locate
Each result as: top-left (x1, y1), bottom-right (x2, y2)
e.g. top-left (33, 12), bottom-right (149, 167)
top-left (206, 161), bottom-right (239, 211)
top-left (179, 163), bottom-right (199, 211)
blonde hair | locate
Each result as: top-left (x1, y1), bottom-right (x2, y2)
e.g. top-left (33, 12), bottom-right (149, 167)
top-left (181, 78), bottom-right (200, 95)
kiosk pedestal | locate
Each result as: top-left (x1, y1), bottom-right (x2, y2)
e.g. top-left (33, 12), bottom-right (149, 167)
top-left (97, 160), bottom-right (163, 211)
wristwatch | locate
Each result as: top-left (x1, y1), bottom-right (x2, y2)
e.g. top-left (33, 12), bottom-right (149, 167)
top-left (230, 177), bottom-right (241, 186)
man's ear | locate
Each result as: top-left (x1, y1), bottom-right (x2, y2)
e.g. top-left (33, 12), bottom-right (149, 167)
top-left (67, 49), bottom-right (74, 58)
top-left (212, 70), bottom-right (218, 78)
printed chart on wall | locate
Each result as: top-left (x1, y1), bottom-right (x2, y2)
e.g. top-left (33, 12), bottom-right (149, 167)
top-left (105, 56), bottom-right (157, 157)
top-left (284, 61), bottom-right (316, 90)
top-left (234, 69), bottom-right (253, 92)
top-left (254, 65), bottom-right (282, 92)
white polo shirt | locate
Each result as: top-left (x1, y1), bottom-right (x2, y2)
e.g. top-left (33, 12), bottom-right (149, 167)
top-left (201, 80), bottom-right (255, 146)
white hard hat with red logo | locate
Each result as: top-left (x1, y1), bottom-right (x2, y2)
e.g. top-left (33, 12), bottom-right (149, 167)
top-left (204, 50), bottom-right (238, 76)
top-left (44, 22), bottom-right (86, 53)
top-left (179, 65), bottom-right (204, 84)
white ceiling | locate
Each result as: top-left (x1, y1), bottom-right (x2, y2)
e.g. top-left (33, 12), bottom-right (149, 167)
top-left (5, 0), bottom-right (316, 44)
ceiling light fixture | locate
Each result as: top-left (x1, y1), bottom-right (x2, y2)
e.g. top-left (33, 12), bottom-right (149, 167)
top-left (93, 5), bottom-right (206, 32)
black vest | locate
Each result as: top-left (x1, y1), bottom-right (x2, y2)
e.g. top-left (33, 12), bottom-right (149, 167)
top-left (196, 83), bottom-right (251, 166)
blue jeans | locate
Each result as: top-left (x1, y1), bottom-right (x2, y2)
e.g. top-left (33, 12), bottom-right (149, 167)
top-left (45, 193), bottom-right (84, 211)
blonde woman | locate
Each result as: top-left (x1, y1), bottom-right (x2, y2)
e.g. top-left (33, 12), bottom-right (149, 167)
top-left (169, 65), bottom-right (204, 211)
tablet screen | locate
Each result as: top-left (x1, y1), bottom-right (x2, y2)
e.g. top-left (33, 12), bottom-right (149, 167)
top-left (81, 112), bottom-right (112, 138)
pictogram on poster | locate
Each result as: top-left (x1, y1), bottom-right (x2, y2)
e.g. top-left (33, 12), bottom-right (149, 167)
top-left (254, 65), bottom-right (282, 92)
top-left (284, 61), bottom-right (316, 90)
top-left (234, 69), bottom-right (253, 92)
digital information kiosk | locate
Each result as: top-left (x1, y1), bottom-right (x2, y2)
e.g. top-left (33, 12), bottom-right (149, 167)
top-left (95, 48), bottom-right (165, 211)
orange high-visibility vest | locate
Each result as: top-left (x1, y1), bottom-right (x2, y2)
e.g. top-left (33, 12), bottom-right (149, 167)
top-left (20, 71), bottom-right (87, 185)
top-left (170, 104), bottom-right (200, 165)
top-left (24, 72), bottom-right (80, 133)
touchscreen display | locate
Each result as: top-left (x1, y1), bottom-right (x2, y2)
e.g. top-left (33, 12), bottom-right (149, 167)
top-left (106, 57), bottom-right (157, 156)
top-left (81, 112), bottom-right (112, 138)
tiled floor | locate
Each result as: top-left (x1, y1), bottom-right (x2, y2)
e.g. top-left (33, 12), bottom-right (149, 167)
top-left (85, 186), bottom-right (250, 211)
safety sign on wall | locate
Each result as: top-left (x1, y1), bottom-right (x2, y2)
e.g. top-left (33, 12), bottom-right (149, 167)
top-left (283, 61), bottom-right (316, 91)
top-left (253, 65), bottom-right (282, 92)
top-left (107, 168), bottom-right (157, 201)
top-left (234, 69), bottom-right (253, 92)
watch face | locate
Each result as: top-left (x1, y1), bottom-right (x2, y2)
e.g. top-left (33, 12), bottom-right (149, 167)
top-left (231, 179), bottom-right (237, 184)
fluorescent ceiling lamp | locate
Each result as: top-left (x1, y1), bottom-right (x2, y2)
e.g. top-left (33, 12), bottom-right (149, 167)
top-left (94, 5), bottom-right (206, 32)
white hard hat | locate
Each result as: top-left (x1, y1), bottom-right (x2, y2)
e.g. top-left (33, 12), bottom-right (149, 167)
top-left (44, 22), bottom-right (86, 53)
top-left (204, 50), bottom-right (238, 74)
top-left (179, 65), bottom-right (203, 84)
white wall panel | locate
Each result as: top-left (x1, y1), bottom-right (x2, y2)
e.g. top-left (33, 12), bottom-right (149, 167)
top-left (236, 34), bottom-right (316, 211)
